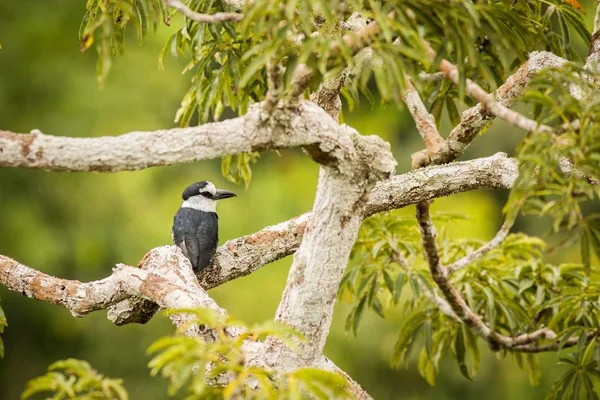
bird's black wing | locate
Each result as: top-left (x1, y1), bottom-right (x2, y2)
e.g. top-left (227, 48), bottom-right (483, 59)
top-left (172, 208), bottom-right (218, 271)
top-left (172, 208), bottom-right (200, 270)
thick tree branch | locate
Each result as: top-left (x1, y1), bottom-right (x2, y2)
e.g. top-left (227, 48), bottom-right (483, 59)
top-left (363, 152), bottom-right (517, 215)
top-left (0, 248), bottom-right (222, 319)
top-left (270, 142), bottom-right (395, 366)
top-left (207, 153), bottom-right (517, 289)
top-left (0, 102), bottom-right (376, 174)
top-left (0, 255), bottom-right (129, 317)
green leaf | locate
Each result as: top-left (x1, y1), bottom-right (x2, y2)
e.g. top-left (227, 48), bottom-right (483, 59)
top-left (582, 373), bottom-right (599, 400)
top-left (482, 286), bottom-right (496, 330)
top-left (418, 347), bottom-right (438, 386)
top-left (430, 97), bottom-right (445, 130)
top-left (393, 271), bottom-right (406, 304)
top-left (464, 327), bottom-right (480, 376)
top-left (581, 228), bottom-right (591, 275)
top-left (445, 98), bottom-right (461, 127)
top-left (392, 310), bottom-right (428, 369)
top-left (349, 296), bottom-right (367, 336)
top-left (525, 354), bottom-right (541, 385)
top-left (454, 326), bottom-right (472, 381)
top-left (293, 368), bottom-right (349, 398)
top-left (518, 279), bottom-right (535, 295)
top-left (383, 269), bottom-right (395, 295)
top-left (135, 0), bottom-right (148, 42)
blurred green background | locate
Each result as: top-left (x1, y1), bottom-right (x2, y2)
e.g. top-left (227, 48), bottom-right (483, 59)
top-left (0, 1), bottom-right (597, 399)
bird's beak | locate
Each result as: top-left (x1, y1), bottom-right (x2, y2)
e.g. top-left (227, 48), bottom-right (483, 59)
top-left (214, 189), bottom-right (237, 200)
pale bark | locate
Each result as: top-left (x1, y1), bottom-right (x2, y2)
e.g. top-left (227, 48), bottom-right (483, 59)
top-left (587, 1), bottom-right (600, 67)
top-left (401, 77), bottom-right (446, 164)
top-left (0, 247), bottom-right (223, 333)
top-left (271, 169), bottom-right (380, 365)
top-left (0, 102), bottom-right (381, 173)
top-left (163, 0), bottom-right (242, 23)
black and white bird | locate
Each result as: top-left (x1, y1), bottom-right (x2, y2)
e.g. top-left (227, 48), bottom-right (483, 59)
top-left (172, 181), bottom-right (236, 272)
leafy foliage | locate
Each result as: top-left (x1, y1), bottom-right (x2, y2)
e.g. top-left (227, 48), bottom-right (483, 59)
top-left (148, 308), bottom-right (350, 399)
top-left (340, 211), bottom-right (469, 336)
top-left (79, 0), bottom-right (170, 86)
top-left (419, 0), bottom-right (589, 126)
top-left (162, 0), bottom-right (589, 119)
top-left (513, 63), bottom-right (600, 272)
top-left (221, 152), bottom-right (259, 188)
top-left (22, 358), bottom-right (128, 400)
top-left (341, 210), bottom-right (599, 391)
top-left (545, 336), bottom-right (600, 400)
top-left (77, 0), bottom-right (588, 185)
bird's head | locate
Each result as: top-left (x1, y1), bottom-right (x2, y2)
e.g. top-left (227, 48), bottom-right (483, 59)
top-left (181, 181), bottom-right (236, 212)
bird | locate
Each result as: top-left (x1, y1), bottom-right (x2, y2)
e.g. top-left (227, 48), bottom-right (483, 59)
top-left (171, 181), bottom-right (236, 272)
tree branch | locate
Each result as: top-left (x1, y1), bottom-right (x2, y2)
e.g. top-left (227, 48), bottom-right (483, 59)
top-left (162, 0), bottom-right (242, 23)
top-left (0, 254), bottom-right (129, 317)
top-left (207, 153), bottom-right (518, 291)
top-left (415, 202), bottom-right (560, 351)
top-left (444, 52), bottom-right (567, 157)
top-left (270, 138), bottom-right (395, 366)
top-left (412, 52), bottom-right (567, 166)
top-left (0, 248), bottom-right (222, 320)
top-left (423, 42), bottom-right (550, 134)
top-left (0, 102), bottom-right (380, 174)
top-left (446, 213), bottom-right (516, 275)
top-left (401, 77), bottom-right (446, 164)
top-left (587, 0), bottom-right (600, 67)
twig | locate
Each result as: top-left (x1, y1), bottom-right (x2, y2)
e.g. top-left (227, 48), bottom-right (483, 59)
top-left (289, 14), bottom-right (389, 99)
top-left (411, 51), bottom-right (567, 167)
top-left (422, 41), bottom-right (551, 134)
top-left (586, 1), bottom-right (600, 68)
top-left (418, 71), bottom-right (445, 82)
top-left (163, 0), bottom-right (242, 23)
top-left (391, 249), bottom-right (458, 320)
top-left (401, 77), bottom-right (447, 161)
top-left (447, 214), bottom-right (516, 275)
top-left (415, 201), bottom-right (559, 351)
top-left (512, 331), bottom-right (598, 353)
